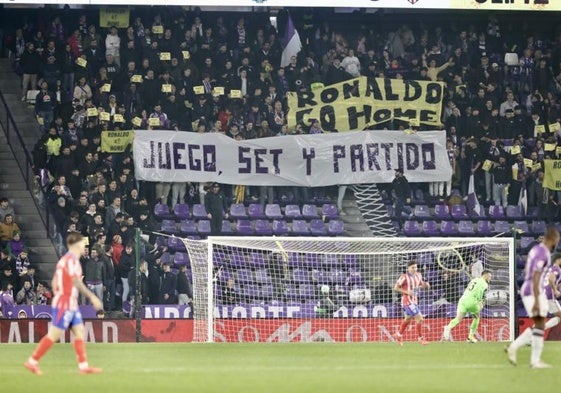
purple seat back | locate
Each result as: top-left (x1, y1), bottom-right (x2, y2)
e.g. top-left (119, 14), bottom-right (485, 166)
top-left (403, 220), bottom-right (421, 236)
top-left (305, 253), bottom-right (321, 268)
top-left (314, 269), bottom-right (330, 284)
top-left (321, 203), bottom-right (339, 219)
top-left (229, 253), bottom-right (246, 269)
top-left (221, 220), bottom-right (233, 234)
top-left (285, 205), bottom-right (302, 219)
top-left (322, 254), bottom-right (340, 268)
top-left (327, 220), bottom-right (344, 236)
top-left (160, 252), bottom-right (171, 264)
top-left (243, 285), bottom-right (260, 300)
top-left (302, 204), bottom-right (319, 219)
top-left (310, 219), bottom-right (327, 235)
top-left (168, 236), bottom-right (186, 252)
top-left (488, 205), bottom-right (505, 219)
top-left (434, 204), bottom-right (450, 219)
top-left (236, 219), bottom-right (253, 235)
top-left (192, 204), bottom-right (208, 219)
top-left (450, 204), bottom-right (468, 219)
top-left (477, 220), bottom-right (493, 235)
top-left (520, 236), bottom-right (534, 250)
top-left (292, 220), bottom-right (309, 235)
top-left (248, 203), bottom-right (266, 219)
top-left (254, 269), bottom-right (272, 284)
top-left (254, 219), bottom-right (273, 235)
top-left (230, 204), bottom-right (248, 219)
top-left (249, 253), bottom-right (266, 268)
top-left (173, 203), bottom-right (191, 219)
top-left (441, 221), bottom-right (458, 235)
top-left (414, 204), bottom-right (430, 218)
top-left (494, 220), bottom-right (511, 234)
top-left (293, 268), bottom-right (310, 283)
top-left (179, 219), bottom-right (197, 235)
top-left (298, 284), bottom-right (315, 299)
top-left (154, 203), bottom-right (171, 219)
top-left (458, 220), bottom-right (475, 235)
top-left (265, 204), bottom-right (283, 219)
top-left (506, 205), bottom-right (522, 219)
top-left (272, 219), bottom-right (290, 235)
top-left (236, 269), bottom-right (253, 284)
top-left (197, 220), bottom-right (211, 235)
top-left (531, 220), bottom-right (547, 235)
top-left (287, 253), bottom-right (301, 268)
top-left (173, 252), bottom-right (189, 267)
top-left (260, 285), bottom-right (274, 299)
top-left (161, 219), bottom-right (178, 233)
top-left (513, 220), bottom-right (529, 234)
top-left (422, 220), bottom-right (439, 236)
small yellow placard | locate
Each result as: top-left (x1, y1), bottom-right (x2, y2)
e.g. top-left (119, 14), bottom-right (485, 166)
top-left (37, 117), bottom-right (44, 125)
top-left (132, 117), bottom-right (142, 127)
top-left (193, 86), bottom-right (205, 95)
top-left (532, 163), bottom-right (542, 171)
top-left (76, 57), bottom-right (87, 68)
top-left (549, 122), bottom-right (561, 133)
top-left (557, 146), bottom-right (561, 155)
top-left (148, 117), bottom-right (161, 127)
top-left (131, 75), bottom-right (143, 83)
top-left (510, 145), bottom-right (521, 155)
top-left (86, 108), bottom-right (98, 117)
top-left (159, 52), bottom-right (171, 61)
top-left (545, 143), bottom-right (556, 152)
top-left (113, 114), bottom-right (125, 123)
top-left (523, 158), bottom-right (533, 168)
top-left (161, 84), bottom-right (172, 93)
top-left (184, 101), bottom-right (193, 109)
top-left (482, 160), bottom-right (493, 172)
top-left (152, 25), bottom-right (164, 34)
top-left (213, 87), bottom-right (225, 96)
top-left (534, 124), bottom-right (546, 136)
top-left (99, 112), bottom-right (111, 122)
top-left (100, 84), bottom-right (112, 93)
top-left (230, 90), bottom-right (242, 98)
top-left (182, 51), bottom-right (190, 60)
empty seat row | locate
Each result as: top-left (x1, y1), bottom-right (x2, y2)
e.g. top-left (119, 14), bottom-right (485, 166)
top-left (389, 204), bottom-right (539, 221)
top-left (402, 220), bottom-right (548, 236)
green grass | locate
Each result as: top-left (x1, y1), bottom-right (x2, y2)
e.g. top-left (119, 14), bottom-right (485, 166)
top-left (2, 342), bottom-right (560, 393)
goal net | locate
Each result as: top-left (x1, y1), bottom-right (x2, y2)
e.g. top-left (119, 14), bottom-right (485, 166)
top-left (182, 237), bottom-right (514, 343)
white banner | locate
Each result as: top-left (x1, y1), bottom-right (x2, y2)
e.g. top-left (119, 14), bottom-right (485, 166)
top-left (133, 130), bottom-right (452, 187)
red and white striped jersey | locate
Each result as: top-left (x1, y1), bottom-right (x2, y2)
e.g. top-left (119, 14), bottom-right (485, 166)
top-left (52, 252), bottom-right (82, 312)
top-left (395, 272), bottom-right (424, 306)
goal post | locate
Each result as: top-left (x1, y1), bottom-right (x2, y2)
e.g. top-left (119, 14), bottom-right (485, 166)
top-left (182, 236), bottom-right (515, 343)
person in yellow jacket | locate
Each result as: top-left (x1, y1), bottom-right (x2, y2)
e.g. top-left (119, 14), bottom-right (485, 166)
top-left (0, 214), bottom-right (20, 243)
top-left (44, 127), bottom-right (62, 158)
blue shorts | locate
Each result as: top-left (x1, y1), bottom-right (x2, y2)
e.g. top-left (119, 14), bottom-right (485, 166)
top-left (403, 303), bottom-right (420, 317)
top-left (51, 307), bottom-right (83, 330)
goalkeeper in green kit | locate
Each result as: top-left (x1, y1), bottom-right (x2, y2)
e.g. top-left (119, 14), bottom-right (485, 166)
top-left (443, 270), bottom-right (492, 343)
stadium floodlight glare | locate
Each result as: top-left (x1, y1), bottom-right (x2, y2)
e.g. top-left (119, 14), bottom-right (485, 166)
top-left (182, 236), bottom-right (514, 343)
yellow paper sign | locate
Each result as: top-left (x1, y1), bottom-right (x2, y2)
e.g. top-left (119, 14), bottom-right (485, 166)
top-left (76, 57), bottom-right (87, 68)
top-left (99, 112), bottom-right (110, 122)
top-left (510, 145), bottom-right (521, 155)
top-left (543, 160), bottom-right (561, 190)
top-left (132, 117), bottom-right (142, 127)
top-left (523, 158), bottom-right (533, 168)
top-left (159, 52), bottom-right (171, 61)
top-left (482, 160), bottom-right (493, 172)
top-left (534, 124), bottom-right (546, 136)
top-left (557, 147), bottom-right (561, 155)
top-left (37, 117), bottom-right (44, 125)
top-left (545, 143), bottom-right (557, 152)
top-left (193, 86), bottom-right (205, 95)
top-left (161, 84), bottom-right (172, 93)
top-left (100, 84), bottom-right (112, 93)
top-left (131, 75), bottom-right (143, 83)
top-left (152, 25), bottom-right (164, 34)
top-left (213, 87), bottom-right (225, 96)
top-left (99, 7), bottom-right (130, 28)
top-left (182, 51), bottom-right (190, 60)
top-left (101, 130), bottom-right (134, 153)
top-left (549, 122), bottom-right (561, 133)
top-left (148, 117), bottom-right (161, 127)
top-left (230, 90), bottom-right (242, 98)
top-left (86, 108), bottom-right (98, 117)
top-left (184, 101), bottom-right (193, 109)
top-left (512, 164), bottom-right (518, 181)
top-left (532, 163), bottom-right (542, 171)
top-left (113, 114), bottom-right (125, 123)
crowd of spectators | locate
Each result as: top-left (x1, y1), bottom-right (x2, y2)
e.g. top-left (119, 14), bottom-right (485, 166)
top-left (1, 7), bottom-right (561, 313)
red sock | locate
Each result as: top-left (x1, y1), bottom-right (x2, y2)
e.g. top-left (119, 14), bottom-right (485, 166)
top-left (398, 320), bottom-right (411, 335)
top-left (73, 339), bottom-right (87, 364)
top-left (32, 336), bottom-right (54, 362)
top-left (416, 321), bottom-right (423, 338)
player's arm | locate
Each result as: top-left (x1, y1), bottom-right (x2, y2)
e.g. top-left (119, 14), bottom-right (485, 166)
top-left (532, 268), bottom-right (542, 315)
top-left (72, 278), bottom-right (102, 310)
top-left (393, 277), bottom-right (411, 296)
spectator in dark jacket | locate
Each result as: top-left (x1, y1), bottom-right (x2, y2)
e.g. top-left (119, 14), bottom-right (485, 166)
top-left (204, 183), bottom-right (229, 235)
top-left (392, 168), bottom-right (412, 230)
top-left (159, 262), bottom-right (177, 304)
top-left (20, 42), bottom-right (42, 101)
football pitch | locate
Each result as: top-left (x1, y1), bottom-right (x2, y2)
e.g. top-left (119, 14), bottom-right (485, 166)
top-left (2, 342), bottom-right (560, 393)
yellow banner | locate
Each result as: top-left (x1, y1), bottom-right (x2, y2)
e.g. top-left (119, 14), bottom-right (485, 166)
top-left (101, 130), bottom-right (134, 153)
top-left (99, 7), bottom-right (130, 28)
top-left (544, 160), bottom-right (561, 190)
top-left (287, 77), bottom-right (444, 131)
top-left (450, 0), bottom-right (561, 11)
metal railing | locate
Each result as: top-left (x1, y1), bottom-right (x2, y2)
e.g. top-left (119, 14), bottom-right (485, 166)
top-left (0, 89), bottom-right (51, 239)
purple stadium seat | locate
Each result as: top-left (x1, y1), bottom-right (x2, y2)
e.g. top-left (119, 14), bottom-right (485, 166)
top-left (322, 254), bottom-right (340, 268)
top-left (422, 220), bottom-right (439, 236)
top-left (254, 219), bottom-right (273, 235)
top-left (243, 285), bottom-right (260, 300)
top-left (299, 284), bottom-right (316, 299)
top-left (236, 219), bottom-right (253, 235)
top-left (347, 269), bottom-right (364, 286)
top-left (236, 269), bottom-right (253, 284)
top-left (321, 203), bottom-right (339, 220)
top-left (450, 204), bottom-right (468, 220)
top-left (292, 220), bottom-right (310, 235)
top-left (293, 268), bottom-right (310, 283)
top-left (413, 204), bottom-right (431, 218)
top-left (161, 219), bottom-right (178, 234)
top-left (265, 204), bottom-right (283, 220)
top-left (314, 269), bottom-right (331, 284)
top-left (520, 236), bottom-right (534, 250)
top-left (272, 220), bottom-right (290, 235)
top-left (173, 203), bottom-right (191, 220)
top-left (302, 204), bottom-right (319, 219)
top-left (531, 220), bottom-right (547, 235)
top-left (179, 219), bottom-right (197, 235)
top-left (330, 269), bottom-right (346, 284)
top-left (513, 220), bottom-right (529, 234)
top-left (168, 236), bottom-right (186, 252)
top-left (160, 252), bottom-right (171, 265)
top-left (477, 220), bottom-right (493, 235)
top-left (287, 253), bottom-right (302, 268)
top-left (458, 220), bottom-right (475, 235)
top-left (192, 204), bottom-right (208, 220)
top-left (248, 203), bottom-right (266, 219)
top-left (254, 269), bottom-right (272, 284)
top-left (230, 204), bottom-right (248, 219)
top-left (403, 220), bottom-right (421, 236)
top-left (155, 236), bottom-right (168, 248)
top-left (306, 254), bottom-right (321, 268)
top-left (527, 207), bottom-right (539, 218)
top-left (327, 220), bottom-right (344, 236)
top-left (260, 285), bottom-right (274, 299)
top-left (154, 203), bottom-right (173, 220)
top-left (310, 219), bottom-right (327, 236)
top-left (516, 255), bottom-right (525, 269)
top-left (441, 221), bottom-right (458, 236)
top-left (488, 205), bottom-right (505, 219)
top-left (221, 220), bottom-right (233, 234)
top-left (249, 253), bottom-right (266, 268)
top-left (494, 220), bottom-right (511, 234)
top-left (197, 220), bottom-right (211, 236)
top-left (506, 205), bottom-right (523, 220)
top-left (285, 205), bottom-right (302, 220)
top-left (229, 253), bottom-right (246, 269)
top-left (434, 204), bottom-right (451, 219)
top-left (173, 252), bottom-right (189, 267)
